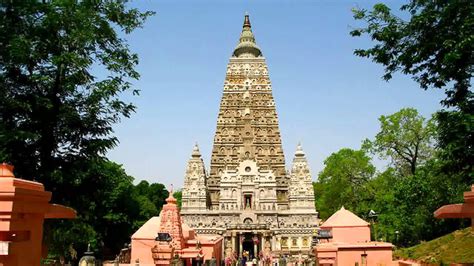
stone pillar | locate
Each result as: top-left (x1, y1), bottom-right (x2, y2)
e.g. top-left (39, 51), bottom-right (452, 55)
top-left (254, 237), bottom-right (258, 258)
top-left (231, 233), bottom-right (236, 254)
top-left (239, 234), bottom-right (243, 256)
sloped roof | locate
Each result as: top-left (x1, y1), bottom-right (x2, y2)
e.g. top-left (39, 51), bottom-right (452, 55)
top-left (321, 206), bottom-right (370, 227)
top-left (132, 216), bottom-right (161, 239)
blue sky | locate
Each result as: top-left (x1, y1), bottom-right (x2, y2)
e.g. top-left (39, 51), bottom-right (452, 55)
top-left (106, 0), bottom-right (445, 188)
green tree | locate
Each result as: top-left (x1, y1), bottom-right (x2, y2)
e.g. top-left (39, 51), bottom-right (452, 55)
top-left (350, 1), bottom-right (473, 183)
top-left (363, 108), bottom-right (436, 176)
top-left (0, 0), bottom-right (153, 187)
top-left (173, 190), bottom-right (182, 209)
top-left (0, 0), bottom-right (154, 259)
top-left (44, 160), bottom-right (136, 260)
top-left (315, 148), bottom-right (376, 219)
top-left (135, 180), bottom-right (168, 212)
top-left (374, 160), bottom-right (467, 246)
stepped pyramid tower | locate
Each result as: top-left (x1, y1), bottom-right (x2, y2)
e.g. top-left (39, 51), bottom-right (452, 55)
top-left (181, 14), bottom-right (319, 257)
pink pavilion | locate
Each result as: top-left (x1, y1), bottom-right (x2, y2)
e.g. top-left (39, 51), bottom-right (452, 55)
top-left (314, 206), bottom-right (395, 266)
top-left (434, 184), bottom-right (474, 231)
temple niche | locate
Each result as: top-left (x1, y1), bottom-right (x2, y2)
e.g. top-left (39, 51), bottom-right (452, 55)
top-left (180, 14), bottom-right (319, 258)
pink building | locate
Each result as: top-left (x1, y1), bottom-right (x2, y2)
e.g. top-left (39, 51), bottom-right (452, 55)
top-left (314, 207), bottom-right (394, 266)
top-left (0, 163), bottom-right (76, 266)
top-left (434, 184), bottom-right (474, 231)
top-left (111, 191), bottom-right (223, 266)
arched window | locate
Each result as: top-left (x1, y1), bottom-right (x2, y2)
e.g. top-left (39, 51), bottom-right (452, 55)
top-left (243, 218), bottom-right (253, 224)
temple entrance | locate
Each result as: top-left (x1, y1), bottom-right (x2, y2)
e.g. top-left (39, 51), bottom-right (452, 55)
top-left (191, 258), bottom-right (203, 266)
top-left (241, 233), bottom-right (257, 259)
top-left (242, 239), bottom-right (254, 259)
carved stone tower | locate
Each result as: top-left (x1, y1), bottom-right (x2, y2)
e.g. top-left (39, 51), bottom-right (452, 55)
top-left (289, 143), bottom-right (316, 211)
top-left (181, 144), bottom-right (208, 212)
top-left (208, 14), bottom-right (288, 210)
top-left (180, 14), bottom-right (319, 256)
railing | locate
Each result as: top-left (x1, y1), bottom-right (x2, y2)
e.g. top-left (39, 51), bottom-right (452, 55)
top-left (225, 223), bottom-right (269, 230)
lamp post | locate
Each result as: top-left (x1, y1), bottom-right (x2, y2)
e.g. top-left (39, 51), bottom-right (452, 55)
top-left (368, 210), bottom-right (378, 241)
top-left (395, 230), bottom-right (399, 245)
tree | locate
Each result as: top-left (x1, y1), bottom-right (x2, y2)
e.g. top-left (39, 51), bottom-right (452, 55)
top-left (173, 190), bottom-right (182, 209)
top-left (46, 160), bottom-right (140, 260)
top-left (0, 0), bottom-right (154, 259)
top-left (135, 180), bottom-right (168, 212)
top-left (363, 108), bottom-right (436, 176)
top-left (315, 148), bottom-right (375, 219)
top-left (350, 1), bottom-right (473, 183)
top-left (0, 1), bottom-right (153, 186)
top-left (371, 160), bottom-right (468, 246)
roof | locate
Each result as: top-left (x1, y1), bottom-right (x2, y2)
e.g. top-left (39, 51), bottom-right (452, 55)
top-left (132, 216), bottom-right (161, 239)
top-left (321, 206), bottom-right (370, 227)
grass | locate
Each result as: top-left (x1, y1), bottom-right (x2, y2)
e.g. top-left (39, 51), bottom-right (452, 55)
top-left (394, 227), bottom-right (474, 265)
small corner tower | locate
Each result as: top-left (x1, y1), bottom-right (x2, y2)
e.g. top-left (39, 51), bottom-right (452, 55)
top-left (181, 143), bottom-right (208, 212)
top-left (289, 143), bottom-right (317, 213)
top-left (159, 189), bottom-right (186, 250)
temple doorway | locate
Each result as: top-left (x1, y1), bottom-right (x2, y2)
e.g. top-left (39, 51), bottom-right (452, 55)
top-left (242, 233), bottom-right (256, 259)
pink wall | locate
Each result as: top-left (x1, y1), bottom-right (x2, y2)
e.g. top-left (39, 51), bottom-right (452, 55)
top-left (324, 226), bottom-right (371, 243)
top-left (337, 248), bottom-right (393, 266)
top-left (131, 238), bottom-right (156, 265)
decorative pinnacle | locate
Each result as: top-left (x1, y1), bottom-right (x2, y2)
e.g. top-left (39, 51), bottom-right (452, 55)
top-left (233, 13), bottom-right (262, 57)
top-left (166, 184), bottom-right (177, 204)
top-left (295, 142), bottom-right (305, 157)
top-left (192, 142), bottom-right (201, 158)
top-left (243, 12), bottom-right (251, 28)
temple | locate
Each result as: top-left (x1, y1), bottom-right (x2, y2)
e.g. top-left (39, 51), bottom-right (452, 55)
top-left (180, 14), bottom-right (319, 258)
top-left (126, 190), bottom-right (223, 266)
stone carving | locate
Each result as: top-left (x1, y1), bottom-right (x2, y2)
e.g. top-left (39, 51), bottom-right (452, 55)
top-left (288, 143), bottom-right (317, 211)
top-left (181, 144), bottom-right (207, 212)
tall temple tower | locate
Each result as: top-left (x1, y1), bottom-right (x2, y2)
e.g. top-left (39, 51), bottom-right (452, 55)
top-left (181, 14), bottom-right (319, 258)
top-left (207, 13), bottom-right (288, 211)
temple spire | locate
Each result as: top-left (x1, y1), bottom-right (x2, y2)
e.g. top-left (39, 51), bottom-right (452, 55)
top-left (233, 13), bottom-right (262, 58)
top-left (192, 142), bottom-right (201, 158)
top-left (181, 143), bottom-right (207, 211)
top-left (295, 142), bottom-right (306, 157)
top-left (243, 12), bottom-right (251, 28)
top-left (289, 142), bottom-right (316, 212)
